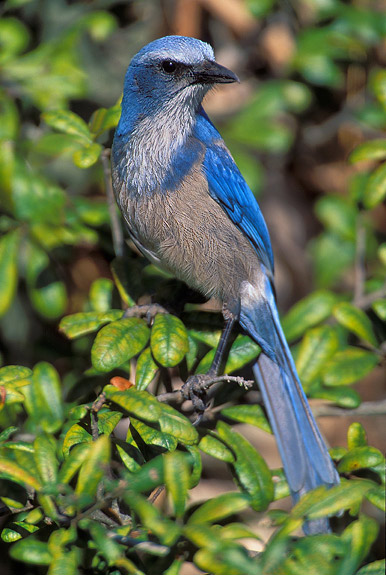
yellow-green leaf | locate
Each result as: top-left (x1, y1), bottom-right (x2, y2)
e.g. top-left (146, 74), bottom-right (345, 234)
top-left (43, 110), bottom-right (91, 143)
top-left (364, 161), bottom-right (386, 208)
top-left (0, 229), bottom-right (20, 317)
top-left (91, 318), bottom-right (150, 372)
top-left (333, 302), bottom-right (377, 346)
top-left (75, 435), bottom-right (110, 499)
top-left (282, 290), bottom-right (337, 342)
top-left (221, 404), bottom-right (271, 434)
top-left (73, 142), bottom-right (102, 168)
top-left (338, 446), bottom-right (384, 473)
top-left (158, 402), bottom-right (199, 446)
top-left (104, 386), bottom-right (161, 423)
top-left (164, 451), bottom-right (190, 517)
top-left (59, 310), bottom-right (123, 339)
top-left (23, 362), bottom-right (64, 433)
top-left (347, 422), bottom-right (367, 450)
top-left (296, 325), bottom-right (339, 387)
top-left (0, 458), bottom-right (42, 491)
top-left (349, 139), bottom-right (386, 163)
top-left (89, 278), bottom-right (114, 312)
top-left (188, 492), bottom-right (250, 525)
top-left (135, 347), bottom-right (159, 391)
top-left (199, 434), bottom-right (235, 463)
top-left (322, 348), bottom-right (378, 386)
top-left (34, 434), bottom-right (58, 485)
top-left (151, 314), bottom-right (189, 367)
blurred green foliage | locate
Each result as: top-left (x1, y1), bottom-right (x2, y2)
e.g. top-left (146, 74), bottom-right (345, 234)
top-left (0, 1), bottom-right (385, 574)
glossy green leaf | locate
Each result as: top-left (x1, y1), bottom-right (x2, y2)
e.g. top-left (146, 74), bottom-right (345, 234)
top-left (9, 538), bottom-right (52, 565)
top-left (310, 231), bottom-right (355, 288)
top-left (366, 485), bottom-right (385, 511)
top-left (0, 17), bottom-right (29, 64)
top-left (135, 347), bottom-right (159, 390)
top-left (158, 402), bottom-right (199, 446)
top-left (91, 318), bottom-right (150, 372)
top-left (184, 523), bottom-right (222, 550)
top-left (364, 161), bottom-right (386, 208)
top-left (115, 443), bottom-right (142, 473)
top-left (0, 365), bottom-right (32, 385)
top-left (34, 434), bottom-right (58, 485)
top-left (322, 348), bottom-right (378, 386)
top-left (221, 404), bottom-right (271, 434)
top-left (59, 310), bottom-right (123, 339)
top-left (23, 362), bottom-right (63, 433)
top-left (73, 142), bottom-right (102, 168)
top-left (347, 422), bottom-right (367, 450)
top-left (130, 417), bottom-right (178, 451)
top-left (0, 426), bottom-right (18, 443)
top-left (194, 543), bottom-right (259, 575)
top-left (0, 229), bottom-right (20, 317)
top-left (373, 69), bottom-right (386, 109)
top-left (282, 290), bottom-right (337, 341)
top-left (333, 302), bottom-right (377, 346)
top-left (75, 435), bottom-right (110, 499)
top-left (58, 443), bottom-right (91, 484)
top-left (104, 386), bottom-right (161, 422)
top-left (357, 560), bottom-right (386, 575)
top-left (151, 314), bottom-right (189, 367)
top-left (164, 451), bottom-right (190, 517)
top-left (199, 433), bottom-right (235, 463)
top-left (87, 520), bottom-right (122, 565)
top-left (89, 278), bottom-right (114, 312)
top-left (123, 456), bottom-right (164, 493)
top-left (96, 410), bottom-right (122, 436)
top-left (350, 139), bottom-right (386, 163)
top-left (217, 421), bottom-right (274, 510)
top-left (296, 325), bottom-right (339, 387)
top-left (338, 446), bottom-right (384, 473)
top-left (185, 445), bottom-right (202, 488)
top-left (220, 522), bottom-right (261, 541)
top-left (1, 520), bottom-right (39, 543)
top-left (188, 492), bottom-right (251, 525)
top-left (43, 110), bottom-right (92, 143)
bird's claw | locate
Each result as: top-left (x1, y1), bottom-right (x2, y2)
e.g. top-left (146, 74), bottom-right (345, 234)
top-left (123, 303), bottom-right (168, 324)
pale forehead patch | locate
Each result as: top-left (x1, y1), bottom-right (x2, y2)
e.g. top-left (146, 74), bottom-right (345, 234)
top-left (131, 35), bottom-right (215, 66)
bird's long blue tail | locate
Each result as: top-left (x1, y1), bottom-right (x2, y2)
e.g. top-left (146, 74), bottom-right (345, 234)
top-left (240, 278), bottom-right (339, 534)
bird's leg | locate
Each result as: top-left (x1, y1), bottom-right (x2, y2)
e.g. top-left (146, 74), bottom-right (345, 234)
top-left (182, 315), bottom-right (236, 418)
top-left (123, 303), bottom-right (168, 324)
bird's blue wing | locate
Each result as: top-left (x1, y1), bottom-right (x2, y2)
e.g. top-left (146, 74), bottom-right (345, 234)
top-left (195, 109), bottom-right (274, 276)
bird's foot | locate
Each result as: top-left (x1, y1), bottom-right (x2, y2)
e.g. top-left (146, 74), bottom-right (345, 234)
top-left (123, 304), bottom-right (168, 324)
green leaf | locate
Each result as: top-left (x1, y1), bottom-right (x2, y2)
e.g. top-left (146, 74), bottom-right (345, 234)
top-left (75, 435), bottom-right (110, 500)
top-left (357, 560), bottom-right (386, 575)
top-left (315, 195), bottom-right (356, 241)
top-left (340, 515), bottom-right (379, 574)
top-left (0, 229), bottom-right (20, 317)
top-left (150, 314), bottom-right (189, 367)
top-left (43, 110), bottom-right (92, 143)
top-left (333, 302), bottom-right (377, 346)
top-left (91, 318), bottom-right (150, 372)
top-left (58, 443), bottom-right (91, 484)
top-left (372, 298), bottom-right (386, 320)
top-left (59, 310), bottom-right (123, 339)
top-left (296, 325), bottom-right (339, 388)
top-left (89, 278), bottom-right (114, 312)
top-left (87, 520), bottom-right (122, 565)
top-left (199, 433), bottom-right (235, 463)
top-left (123, 456), bottom-right (164, 493)
top-left (185, 445), bottom-right (202, 488)
top-left (97, 410), bottom-right (122, 436)
top-left (322, 348), bottom-right (378, 386)
top-left (224, 335), bottom-right (260, 373)
top-left (338, 446), bottom-right (384, 473)
top-left (158, 402), bottom-right (199, 446)
top-left (347, 422), bottom-right (367, 450)
top-left (104, 386), bottom-right (161, 423)
top-left (221, 404), bottom-right (271, 434)
top-left (217, 421), bottom-right (274, 510)
top-left (0, 365), bottom-right (32, 385)
top-left (0, 458), bottom-right (42, 491)
top-left (373, 69), bottom-right (386, 110)
top-left (124, 491), bottom-right (180, 546)
top-left (135, 347), bottom-right (159, 391)
top-left (89, 104), bottom-right (121, 137)
top-left (365, 485), bottom-right (385, 511)
top-left (0, 17), bottom-right (29, 64)
top-left (23, 362), bottom-right (64, 433)
top-left (349, 139), bottom-right (386, 163)
top-left (292, 479), bottom-right (375, 519)
top-left (194, 543), bottom-right (259, 575)
top-left (282, 290), bottom-right (337, 341)
top-left (164, 451), bottom-right (190, 517)
top-left (188, 492), bottom-right (251, 525)
top-left (73, 142), bottom-right (102, 168)
top-left (130, 417), bottom-right (178, 451)
top-left (10, 538), bottom-right (52, 565)
top-left (0, 426), bottom-right (18, 443)
top-left (34, 434), bottom-right (58, 485)
top-left (62, 424), bottom-right (92, 457)
top-left (313, 385), bottom-right (361, 408)
top-left (364, 161), bottom-right (386, 208)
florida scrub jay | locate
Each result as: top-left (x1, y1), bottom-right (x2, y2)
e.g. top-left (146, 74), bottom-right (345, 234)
top-left (111, 36), bottom-right (339, 534)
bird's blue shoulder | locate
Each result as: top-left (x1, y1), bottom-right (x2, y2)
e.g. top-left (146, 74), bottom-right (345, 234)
top-left (194, 108), bottom-right (274, 275)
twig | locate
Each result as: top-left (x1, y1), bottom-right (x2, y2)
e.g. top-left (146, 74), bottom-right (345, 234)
top-left (313, 399), bottom-right (386, 417)
top-left (101, 148), bottom-right (124, 258)
top-left (354, 283), bottom-right (386, 310)
top-left (157, 374), bottom-right (253, 405)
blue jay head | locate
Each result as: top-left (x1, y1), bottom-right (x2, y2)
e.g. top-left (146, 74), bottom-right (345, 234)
top-left (123, 36), bottom-right (239, 113)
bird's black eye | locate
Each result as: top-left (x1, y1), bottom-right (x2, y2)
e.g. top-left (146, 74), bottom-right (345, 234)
top-left (161, 60), bottom-right (177, 74)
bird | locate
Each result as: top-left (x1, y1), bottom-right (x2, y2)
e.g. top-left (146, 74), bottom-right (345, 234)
top-left (111, 35), bottom-right (340, 534)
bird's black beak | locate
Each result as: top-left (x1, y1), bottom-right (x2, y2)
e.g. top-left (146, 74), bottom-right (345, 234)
top-left (191, 60), bottom-right (239, 85)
